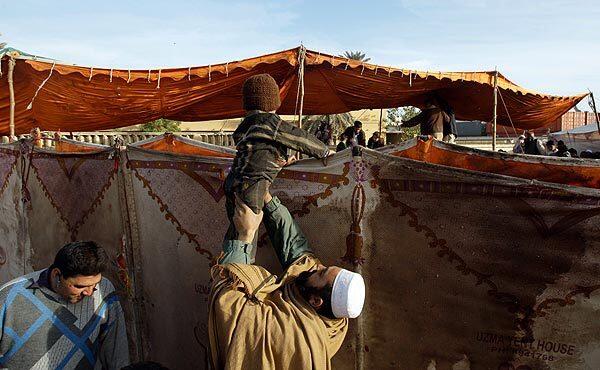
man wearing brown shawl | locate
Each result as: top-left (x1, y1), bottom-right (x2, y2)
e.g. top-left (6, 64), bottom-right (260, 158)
top-left (209, 193), bottom-right (365, 369)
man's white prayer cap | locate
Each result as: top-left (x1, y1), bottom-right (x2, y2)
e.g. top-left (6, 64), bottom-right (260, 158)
top-left (331, 269), bottom-right (365, 319)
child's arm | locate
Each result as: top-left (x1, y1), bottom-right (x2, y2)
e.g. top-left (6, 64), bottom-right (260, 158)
top-left (274, 121), bottom-right (330, 159)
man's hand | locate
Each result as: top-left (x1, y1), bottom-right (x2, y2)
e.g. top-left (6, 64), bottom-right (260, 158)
top-left (233, 197), bottom-right (263, 243)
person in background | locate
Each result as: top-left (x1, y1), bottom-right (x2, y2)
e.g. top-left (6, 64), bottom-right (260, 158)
top-left (523, 131), bottom-right (545, 155)
top-left (513, 135), bottom-right (526, 154)
top-left (315, 121), bottom-right (333, 146)
top-left (556, 140), bottom-right (571, 157)
top-left (435, 95), bottom-right (458, 143)
top-left (336, 128), bottom-right (354, 152)
top-left (545, 140), bottom-right (558, 156)
top-left (352, 121), bottom-right (366, 146)
top-left (336, 133), bottom-right (348, 152)
top-left (0, 241), bottom-right (129, 370)
top-left (568, 148), bottom-right (579, 158)
top-left (400, 96), bottom-right (449, 140)
top-left (367, 131), bottom-right (385, 149)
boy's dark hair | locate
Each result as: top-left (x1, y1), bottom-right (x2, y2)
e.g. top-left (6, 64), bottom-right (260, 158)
top-left (50, 241), bottom-right (109, 279)
top-left (353, 120), bottom-right (363, 128)
top-left (122, 361), bottom-right (169, 370)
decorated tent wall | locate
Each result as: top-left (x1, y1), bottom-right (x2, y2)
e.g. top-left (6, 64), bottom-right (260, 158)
top-left (1, 135), bottom-right (599, 369)
top-left (0, 141), bottom-right (143, 359)
top-left (0, 143), bottom-right (26, 283)
top-left (0, 47), bottom-right (585, 135)
top-left (382, 136), bottom-right (600, 189)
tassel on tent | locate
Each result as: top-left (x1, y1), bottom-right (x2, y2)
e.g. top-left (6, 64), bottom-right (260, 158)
top-left (188, 67), bottom-right (191, 81)
top-left (109, 69), bottom-right (113, 83)
top-left (157, 69), bottom-right (162, 89)
top-left (225, 62), bottom-right (229, 77)
top-left (127, 70), bottom-right (131, 83)
top-left (208, 65), bottom-right (212, 82)
top-left (89, 67), bottom-right (94, 81)
top-left (147, 69), bottom-right (151, 83)
top-left (409, 71), bottom-right (413, 87)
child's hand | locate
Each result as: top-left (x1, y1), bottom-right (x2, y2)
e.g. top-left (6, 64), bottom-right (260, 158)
top-left (285, 155), bottom-right (297, 166)
top-left (322, 149), bottom-right (335, 166)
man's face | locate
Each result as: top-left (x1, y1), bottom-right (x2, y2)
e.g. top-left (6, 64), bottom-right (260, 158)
top-left (354, 126), bottom-right (361, 133)
top-left (300, 265), bottom-right (342, 290)
top-left (55, 272), bottom-right (102, 303)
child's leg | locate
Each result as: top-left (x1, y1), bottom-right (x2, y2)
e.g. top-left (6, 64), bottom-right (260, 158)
top-left (233, 180), bottom-right (270, 247)
top-left (223, 190), bottom-right (238, 242)
top-left (240, 180), bottom-right (269, 214)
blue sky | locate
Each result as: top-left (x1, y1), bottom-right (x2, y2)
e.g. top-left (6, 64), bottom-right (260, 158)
top-left (2, 0), bottom-right (600, 107)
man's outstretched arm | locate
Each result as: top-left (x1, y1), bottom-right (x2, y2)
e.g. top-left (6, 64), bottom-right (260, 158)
top-left (262, 194), bottom-right (313, 269)
top-left (218, 198), bottom-right (263, 265)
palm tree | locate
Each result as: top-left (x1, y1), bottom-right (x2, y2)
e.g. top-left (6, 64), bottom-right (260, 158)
top-left (339, 50), bottom-right (371, 63)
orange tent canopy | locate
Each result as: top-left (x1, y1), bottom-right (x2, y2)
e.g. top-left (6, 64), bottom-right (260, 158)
top-left (0, 46), bottom-right (586, 135)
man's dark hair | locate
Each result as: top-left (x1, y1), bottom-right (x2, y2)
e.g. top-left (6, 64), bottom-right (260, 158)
top-left (353, 120), bottom-right (362, 128)
top-left (343, 126), bottom-right (355, 139)
top-left (50, 241), bottom-right (109, 279)
top-left (296, 271), bottom-right (335, 319)
top-left (122, 362), bottom-right (169, 370)
top-left (546, 140), bottom-right (555, 147)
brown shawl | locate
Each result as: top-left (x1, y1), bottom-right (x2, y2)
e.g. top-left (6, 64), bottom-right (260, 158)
top-left (208, 254), bottom-right (348, 370)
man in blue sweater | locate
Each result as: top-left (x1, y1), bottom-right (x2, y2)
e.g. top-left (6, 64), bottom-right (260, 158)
top-left (0, 241), bottom-right (129, 369)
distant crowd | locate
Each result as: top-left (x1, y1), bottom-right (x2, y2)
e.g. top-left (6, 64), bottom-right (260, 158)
top-left (512, 131), bottom-right (600, 159)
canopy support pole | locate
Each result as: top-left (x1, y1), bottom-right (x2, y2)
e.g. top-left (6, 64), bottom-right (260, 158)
top-left (297, 47), bottom-right (306, 129)
top-left (588, 90), bottom-right (600, 134)
top-left (294, 46), bottom-right (307, 158)
top-left (492, 69), bottom-right (498, 151)
top-left (378, 109), bottom-right (383, 136)
top-left (8, 57), bottom-right (16, 140)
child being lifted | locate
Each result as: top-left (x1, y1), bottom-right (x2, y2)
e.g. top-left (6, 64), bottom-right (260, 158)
top-left (224, 74), bottom-right (333, 244)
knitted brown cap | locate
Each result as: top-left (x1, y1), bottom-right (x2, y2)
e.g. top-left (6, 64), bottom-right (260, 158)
top-left (242, 74), bottom-right (281, 112)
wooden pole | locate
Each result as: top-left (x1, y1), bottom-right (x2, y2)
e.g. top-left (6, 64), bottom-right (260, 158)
top-left (588, 90), bottom-right (600, 134)
top-left (378, 109), bottom-right (383, 134)
top-left (492, 69), bottom-right (498, 151)
top-left (295, 46), bottom-right (306, 159)
top-left (7, 57), bottom-right (16, 140)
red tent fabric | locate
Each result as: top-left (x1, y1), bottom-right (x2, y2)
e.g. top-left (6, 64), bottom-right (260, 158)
top-left (0, 47), bottom-right (586, 135)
